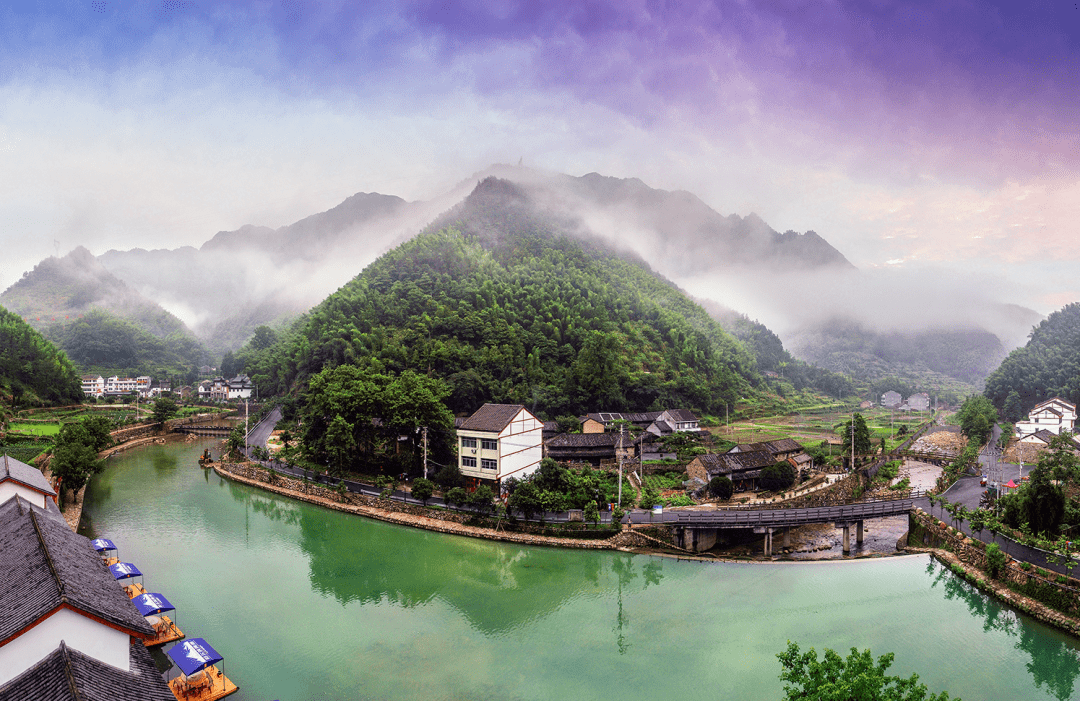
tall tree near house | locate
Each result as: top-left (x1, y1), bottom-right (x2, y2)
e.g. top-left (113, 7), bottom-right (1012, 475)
top-left (325, 414), bottom-right (356, 477)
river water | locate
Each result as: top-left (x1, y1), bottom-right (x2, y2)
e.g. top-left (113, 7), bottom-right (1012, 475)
top-left (80, 440), bottom-right (1080, 700)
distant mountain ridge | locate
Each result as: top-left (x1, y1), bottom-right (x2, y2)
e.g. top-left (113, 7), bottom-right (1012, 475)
top-left (11, 166), bottom-right (857, 363)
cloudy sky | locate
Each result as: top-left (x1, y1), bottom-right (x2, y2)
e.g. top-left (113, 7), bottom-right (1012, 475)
top-left (1, 0), bottom-right (1077, 314)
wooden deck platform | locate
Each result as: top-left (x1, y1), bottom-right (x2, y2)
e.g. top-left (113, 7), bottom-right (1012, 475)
top-left (168, 665), bottom-right (238, 701)
top-left (123, 582), bottom-right (147, 599)
top-left (144, 614), bottom-right (185, 647)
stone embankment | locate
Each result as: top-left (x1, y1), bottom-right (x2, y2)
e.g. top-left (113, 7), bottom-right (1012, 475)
top-left (905, 507), bottom-right (1080, 637)
top-left (215, 461), bottom-right (634, 551)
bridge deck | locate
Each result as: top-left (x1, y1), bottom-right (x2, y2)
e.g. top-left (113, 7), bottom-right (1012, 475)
top-left (629, 499), bottom-right (915, 528)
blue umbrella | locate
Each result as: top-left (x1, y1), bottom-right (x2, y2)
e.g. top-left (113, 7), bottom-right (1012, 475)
top-left (90, 538), bottom-right (116, 553)
top-left (108, 562), bottom-right (142, 580)
top-left (167, 638), bottom-right (223, 677)
top-left (132, 592), bottom-right (174, 617)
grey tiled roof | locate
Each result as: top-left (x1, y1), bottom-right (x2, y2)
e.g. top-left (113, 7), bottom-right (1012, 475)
top-left (0, 497), bottom-right (153, 644)
top-left (693, 451), bottom-right (775, 477)
top-left (0, 454), bottom-right (55, 497)
top-left (546, 432), bottom-right (626, 448)
top-left (0, 640), bottom-right (173, 701)
top-left (664, 408), bottom-right (698, 422)
top-left (459, 404), bottom-right (526, 432)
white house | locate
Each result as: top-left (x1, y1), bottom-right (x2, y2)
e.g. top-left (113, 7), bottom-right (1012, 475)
top-left (881, 391), bottom-right (902, 408)
top-left (81, 375), bottom-right (105, 398)
top-left (1015, 397), bottom-right (1077, 438)
top-left (0, 454), bottom-right (56, 510)
top-left (227, 374), bottom-right (254, 400)
top-left (456, 404), bottom-right (543, 485)
top-left (0, 496), bottom-right (159, 689)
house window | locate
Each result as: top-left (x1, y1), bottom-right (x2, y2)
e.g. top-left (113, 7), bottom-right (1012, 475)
top-left (461, 437), bottom-right (477, 448)
top-left (462, 457), bottom-right (477, 468)
top-left (481, 438), bottom-right (498, 451)
top-left (481, 459), bottom-right (497, 471)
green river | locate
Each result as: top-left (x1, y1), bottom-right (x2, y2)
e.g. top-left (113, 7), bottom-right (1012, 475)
top-left (80, 441), bottom-right (1080, 700)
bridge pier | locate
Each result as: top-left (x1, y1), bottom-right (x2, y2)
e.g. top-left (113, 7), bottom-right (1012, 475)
top-left (674, 527), bottom-right (719, 553)
top-left (841, 520), bottom-right (865, 554)
top-left (754, 526), bottom-right (776, 556)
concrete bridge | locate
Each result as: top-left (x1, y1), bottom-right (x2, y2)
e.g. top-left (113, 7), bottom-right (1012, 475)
top-left (173, 424), bottom-right (234, 436)
top-left (630, 499), bottom-right (916, 554)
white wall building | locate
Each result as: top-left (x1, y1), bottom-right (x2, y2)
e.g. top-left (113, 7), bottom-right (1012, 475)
top-left (1015, 398), bottom-right (1077, 438)
top-left (457, 404), bottom-right (543, 485)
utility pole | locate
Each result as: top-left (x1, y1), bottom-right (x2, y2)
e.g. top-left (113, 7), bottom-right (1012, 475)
top-left (617, 424), bottom-right (624, 508)
top-left (422, 426), bottom-right (429, 479)
top-left (850, 411), bottom-right (855, 471)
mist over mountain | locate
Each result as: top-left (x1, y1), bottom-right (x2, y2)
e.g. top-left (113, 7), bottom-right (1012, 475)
top-left (97, 191), bottom-right (448, 353)
top-left (0, 247), bottom-right (194, 339)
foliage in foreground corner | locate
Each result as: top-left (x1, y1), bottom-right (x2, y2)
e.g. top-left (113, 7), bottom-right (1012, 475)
top-left (777, 641), bottom-right (957, 701)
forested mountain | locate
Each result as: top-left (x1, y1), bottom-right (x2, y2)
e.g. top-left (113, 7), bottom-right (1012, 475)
top-left (43, 308), bottom-right (209, 377)
top-left (243, 177), bottom-right (764, 418)
top-left (0, 304), bottom-right (82, 406)
top-left (985, 302), bottom-right (1080, 412)
top-left (787, 319), bottom-right (1007, 390)
top-left (0, 248), bottom-right (209, 375)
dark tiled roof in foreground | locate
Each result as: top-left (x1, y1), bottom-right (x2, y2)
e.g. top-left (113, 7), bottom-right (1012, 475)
top-left (0, 497), bottom-right (153, 644)
top-left (0, 640), bottom-right (173, 701)
top-left (694, 451), bottom-right (775, 477)
top-left (0, 454), bottom-right (55, 497)
top-left (459, 404), bottom-right (526, 433)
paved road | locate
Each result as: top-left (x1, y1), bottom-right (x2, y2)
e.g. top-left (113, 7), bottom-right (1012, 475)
top-left (935, 425), bottom-right (1075, 576)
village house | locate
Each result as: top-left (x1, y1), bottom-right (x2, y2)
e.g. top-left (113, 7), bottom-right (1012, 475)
top-left (81, 375), bottom-right (105, 398)
top-left (228, 374), bottom-right (254, 400)
top-left (543, 432), bottom-right (636, 466)
top-left (1015, 397), bottom-right (1077, 439)
top-left (686, 451), bottom-right (776, 492)
top-left (881, 391), bottom-right (902, 408)
top-left (456, 404), bottom-right (544, 486)
top-left (1017, 429), bottom-right (1080, 452)
top-left (579, 409), bottom-right (700, 435)
top-left (905, 393), bottom-right (931, 412)
top-left (0, 454), bottom-right (57, 509)
top-left (0, 456), bottom-right (172, 699)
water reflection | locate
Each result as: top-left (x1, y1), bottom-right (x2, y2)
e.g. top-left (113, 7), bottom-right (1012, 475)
top-left (150, 450), bottom-right (178, 475)
top-left (288, 500), bottom-right (665, 643)
top-left (930, 559), bottom-right (1080, 700)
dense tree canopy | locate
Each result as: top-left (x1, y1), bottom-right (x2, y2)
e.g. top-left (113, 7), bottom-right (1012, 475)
top-left (777, 642), bottom-right (957, 701)
top-left (985, 302), bottom-right (1080, 413)
top-left (44, 308), bottom-right (208, 377)
top-left (0, 304), bottom-right (82, 405)
top-left (956, 395), bottom-right (997, 446)
top-left (301, 365), bottom-right (455, 475)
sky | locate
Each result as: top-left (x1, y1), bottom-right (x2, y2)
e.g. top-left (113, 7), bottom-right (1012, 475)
top-left (1, 0), bottom-right (1078, 316)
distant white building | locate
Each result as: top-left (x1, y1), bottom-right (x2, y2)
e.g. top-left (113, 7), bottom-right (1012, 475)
top-left (1016, 398), bottom-right (1077, 438)
top-left (81, 375), bottom-right (104, 398)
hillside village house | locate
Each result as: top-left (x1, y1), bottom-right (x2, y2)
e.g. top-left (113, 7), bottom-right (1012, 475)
top-left (881, 391), bottom-right (902, 408)
top-left (1015, 397), bottom-right (1077, 439)
top-left (579, 409), bottom-right (700, 435)
top-left (688, 438), bottom-right (814, 492)
top-left (457, 404), bottom-right (543, 486)
top-left (0, 455), bottom-right (172, 699)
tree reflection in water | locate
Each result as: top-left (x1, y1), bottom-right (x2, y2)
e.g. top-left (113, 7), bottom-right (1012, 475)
top-left (930, 559), bottom-right (1080, 701)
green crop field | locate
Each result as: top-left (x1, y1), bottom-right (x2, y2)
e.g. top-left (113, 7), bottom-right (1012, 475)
top-left (8, 422), bottom-right (60, 436)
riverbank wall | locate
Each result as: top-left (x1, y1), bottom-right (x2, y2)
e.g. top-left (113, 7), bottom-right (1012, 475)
top-left (212, 461), bottom-right (674, 552)
top-left (906, 507), bottom-right (1080, 637)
